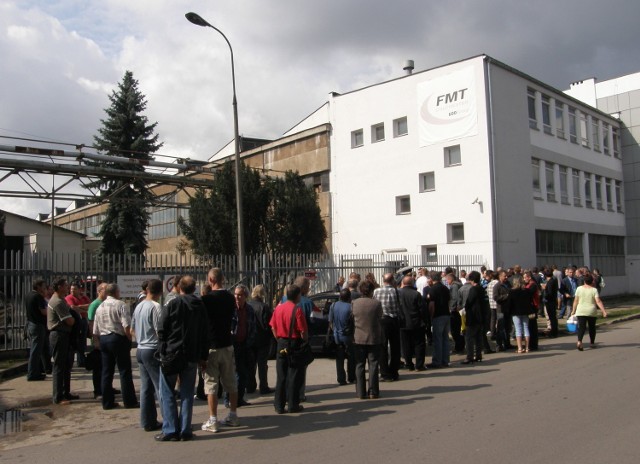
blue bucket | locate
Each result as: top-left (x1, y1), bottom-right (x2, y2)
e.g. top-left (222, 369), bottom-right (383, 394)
top-left (566, 321), bottom-right (578, 333)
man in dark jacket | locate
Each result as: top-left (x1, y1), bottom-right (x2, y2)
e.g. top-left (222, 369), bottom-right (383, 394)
top-left (398, 276), bottom-right (427, 371)
top-left (462, 271), bottom-right (489, 364)
top-left (492, 271), bottom-right (512, 351)
top-left (155, 276), bottom-right (208, 442)
top-left (543, 269), bottom-right (559, 337)
top-left (446, 273), bottom-right (465, 354)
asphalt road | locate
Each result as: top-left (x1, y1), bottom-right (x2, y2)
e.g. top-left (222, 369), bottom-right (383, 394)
top-left (1, 319), bottom-right (639, 463)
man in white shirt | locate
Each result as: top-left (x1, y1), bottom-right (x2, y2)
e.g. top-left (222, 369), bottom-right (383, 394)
top-left (93, 283), bottom-right (138, 410)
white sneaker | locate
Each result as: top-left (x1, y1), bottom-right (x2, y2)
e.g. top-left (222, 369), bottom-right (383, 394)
top-left (221, 414), bottom-right (239, 427)
top-left (201, 418), bottom-right (219, 433)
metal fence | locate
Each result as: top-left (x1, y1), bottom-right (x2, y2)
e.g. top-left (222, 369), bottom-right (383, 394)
top-left (0, 250), bottom-right (486, 352)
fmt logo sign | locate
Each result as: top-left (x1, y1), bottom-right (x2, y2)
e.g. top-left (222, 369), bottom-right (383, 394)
top-left (417, 65), bottom-right (478, 146)
top-left (436, 88), bottom-right (468, 106)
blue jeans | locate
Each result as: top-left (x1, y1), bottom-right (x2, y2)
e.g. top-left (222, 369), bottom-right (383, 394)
top-left (335, 338), bottom-right (355, 384)
top-left (559, 298), bottom-right (573, 318)
top-left (512, 315), bottom-right (530, 338)
top-left (431, 315), bottom-right (451, 366)
top-left (27, 322), bottom-right (47, 379)
top-left (159, 361), bottom-right (197, 437)
top-left (136, 348), bottom-right (161, 428)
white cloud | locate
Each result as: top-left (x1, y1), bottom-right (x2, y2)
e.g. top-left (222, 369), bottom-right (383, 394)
top-left (2, 0), bottom-right (640, 219)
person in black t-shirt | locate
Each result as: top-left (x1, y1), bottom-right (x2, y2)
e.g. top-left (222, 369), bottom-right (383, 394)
top-left (26, 279), bottom-right (49, 381)
top-left (426, 272), bottom-right (451, 369)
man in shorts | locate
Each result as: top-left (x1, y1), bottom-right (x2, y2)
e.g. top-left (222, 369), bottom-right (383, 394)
top-left (200, 268), bottom-right (240, 433)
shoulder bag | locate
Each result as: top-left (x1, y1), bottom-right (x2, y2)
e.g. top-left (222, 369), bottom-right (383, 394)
top-left (287, 304), bottom-right (314, 368)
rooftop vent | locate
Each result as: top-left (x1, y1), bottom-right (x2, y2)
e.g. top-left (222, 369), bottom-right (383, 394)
top-left (403, 60), bottom-right (414, 75)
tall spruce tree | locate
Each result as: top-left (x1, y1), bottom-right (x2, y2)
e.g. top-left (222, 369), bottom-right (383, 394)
top-left (89, 71), bottom-right (162, 255)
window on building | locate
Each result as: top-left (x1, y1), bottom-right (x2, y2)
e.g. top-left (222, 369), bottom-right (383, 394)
top-left (541, 95), bottom-right (552, 134)
top-left (419, 171), bottom-right (435, 192)
top-left (371, 123), bottom-right (385, 143)
top-left (555, 101), bottom-right (565, 138)
top-left (595, 175), bottom-right (603, 210)
top-left (351, 129), bottom-right (364, 148)
top-left (605, 178), bottom-right (613, 211)
top-left (527, 88), bottom-right (537, 129)
top-left (592, 118), bottom-right (600, 151)
top-left (422, 245), bottom-right (438, 263)
top-left (602, 122), bottom-right (610, 155)
top-left (615, 180), bottom-right (623, 212)
top-left (572, 169), bottom-right (581, 206)
top-left (304, 172), bottom-right (330, 193)
top-left (447, 223), bottom-right (465, 243)
top-left (535, 229), bottom-right (584, 266)
top-left (396, 195), bottom-right (411, 215)
top-left (545, 162), bottom-right (556, 202)
top-left (444, 145), bottom-right (461, 167)
top-left (568, 107), bottom-right (577, 143)
top-left (393, 117), bottom-right (408, 137)
top-left (584, 173), bottom-right (593, 208)
top-left (612, 127), bottom-right (621, 158)
top-left (589, 234), bottom-right (626, 276)
top-left (580, 112), bottom-right (589, 147)
top-left (559, 166), bottom-right (569, 204)
top-left (86, 214), bottom-right (105, 237)
top-left (532, 158), bottom-right (542, 199)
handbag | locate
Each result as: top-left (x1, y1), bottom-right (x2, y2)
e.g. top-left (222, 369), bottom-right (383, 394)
top-left (159, 348), bottom-right (187, 376)
top-left (287, 304), bottom-right (314, 368)
top-left (84, 348), bottom-right (101, 371)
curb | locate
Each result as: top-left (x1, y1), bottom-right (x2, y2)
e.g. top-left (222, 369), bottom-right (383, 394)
top-left (0, 361), bottom-right (27, 383)
top-left (602, 312), bottom-right (640, 325)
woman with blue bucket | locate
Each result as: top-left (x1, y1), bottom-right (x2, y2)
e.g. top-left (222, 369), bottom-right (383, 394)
top-left (570, 273), bottom-right (608, 351)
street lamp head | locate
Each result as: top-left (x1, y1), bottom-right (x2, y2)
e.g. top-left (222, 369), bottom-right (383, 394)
top-left (185, 12), bottom-right (211, 28)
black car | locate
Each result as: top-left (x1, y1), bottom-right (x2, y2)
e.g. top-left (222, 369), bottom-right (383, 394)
top-left (307, 291), bottom-right (340, 354)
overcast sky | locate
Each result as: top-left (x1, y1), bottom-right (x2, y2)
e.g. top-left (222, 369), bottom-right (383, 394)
top-left (2, 0), bottom-right (640, 218)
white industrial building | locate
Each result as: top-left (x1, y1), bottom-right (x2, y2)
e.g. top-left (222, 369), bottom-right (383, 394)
top-left (566, 71), bottom-right (640, 289)
top-left (286, 55), bottom-right (627, 292)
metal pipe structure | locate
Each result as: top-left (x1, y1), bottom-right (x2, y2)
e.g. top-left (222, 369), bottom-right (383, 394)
top-left (185, 11), bottom-right (246, 275)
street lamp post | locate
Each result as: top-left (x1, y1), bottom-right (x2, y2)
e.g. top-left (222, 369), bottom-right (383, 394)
top-left (185, 11), bottom-right (245, 275)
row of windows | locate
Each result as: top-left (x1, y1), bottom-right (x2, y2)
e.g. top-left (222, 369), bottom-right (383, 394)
top-left (528, 88), bottom-right (621, 158)
top-left (60, 203), bottom-right (189, 241)
top-left (532, 158), bottom-right (623, 212)
top-left (147, 205), bottom-right (189, 240)
top-left (62, 214), bottom-right (106, 237)
top-left (351, 116), bottom-right (408, 148)
top-left (536, 230), bottom-right (625, 275)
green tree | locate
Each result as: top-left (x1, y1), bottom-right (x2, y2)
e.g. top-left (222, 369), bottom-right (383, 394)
top-left (88, 70), bottom-right (163, 255)
top-left (266, 171), bottom-right (326, 254)
top-left (180, 164), bottom-right (325, 256)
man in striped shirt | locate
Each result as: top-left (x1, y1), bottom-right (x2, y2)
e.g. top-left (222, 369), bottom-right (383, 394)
top-left (373, 273), bottom-right (401, 382)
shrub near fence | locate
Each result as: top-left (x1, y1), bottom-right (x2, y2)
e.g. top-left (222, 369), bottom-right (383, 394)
top-left (0, 250), bottom-right (486, 351)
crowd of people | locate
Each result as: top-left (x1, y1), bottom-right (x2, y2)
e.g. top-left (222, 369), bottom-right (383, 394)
top-left (326, 264), bottom-right (608, 391)
top-left (24, 263), bottom-right (608, 441)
